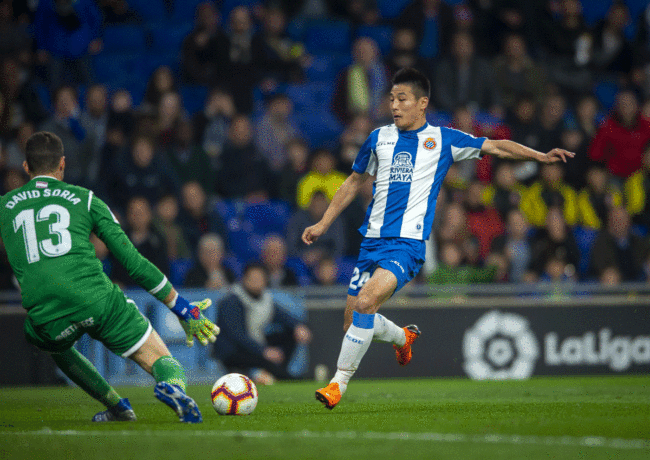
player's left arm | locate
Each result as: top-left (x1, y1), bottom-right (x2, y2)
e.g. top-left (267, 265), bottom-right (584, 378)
top-left (90, 193), bottom-right (218, 346)
top-left (480, 139), bottom-right (575, 163)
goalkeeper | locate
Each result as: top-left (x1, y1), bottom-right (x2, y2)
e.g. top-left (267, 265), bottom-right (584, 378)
top-left (0, 132), bottom-right (220, 423)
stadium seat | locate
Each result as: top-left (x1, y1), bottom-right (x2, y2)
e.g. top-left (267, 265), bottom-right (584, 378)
top-left (171, 0), bottom-right (205, 24)
top-left (294, 109), bottom-right (344, 150)
top-left (102, 25), bottom-right (147, 53)
top-left (127, 0), bottom-right (167, 25)
top-left (180, 85), bottom-right (209, 116)
top-left (356, 25), bottom-right (394, 56)
top-left (336, 256), bottom-right (357, 284)
top-left (572, 226), bottom-right (598, 278)
top-left (580, 0), bottom-right (613, 26)
top-left (286, 257), bottom-right (312, 286)
top-left (244, 200), bottom-right (291, 236)
top-left (593, 80), bottom-right (619, 111)
top-left (93, 53), bottom-right (143, 87)
top-left (148, 22), bottom-right (194, 54)
top-left (376, 0), bottom-right (411, 19)
top-left (169, 258), bottom-right (195, 286)
top-left (304, 20), bottom-right (351, 54)
top-left (305, 53), bottom-right (352, 82)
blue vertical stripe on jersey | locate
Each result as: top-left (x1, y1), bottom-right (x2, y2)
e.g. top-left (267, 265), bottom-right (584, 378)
top-left (379, 131), bottom-right (420, 237)
top-left (352, 128), bottom-right (380, 174)
top-left (422, 135), bottom-right (455, 239)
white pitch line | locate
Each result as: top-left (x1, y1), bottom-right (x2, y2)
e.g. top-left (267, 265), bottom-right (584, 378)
top-left (1, 429), bottom-right (648, 450)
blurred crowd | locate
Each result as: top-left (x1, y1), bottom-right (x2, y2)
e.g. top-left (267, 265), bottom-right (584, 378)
top-left (1, 0), bottom-right (650, 291)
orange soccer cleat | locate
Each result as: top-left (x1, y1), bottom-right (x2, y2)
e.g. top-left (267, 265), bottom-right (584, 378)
top-left (315, 382), bottom-right (342, 410)
top-left (393, 325), bottom-right (421, 366)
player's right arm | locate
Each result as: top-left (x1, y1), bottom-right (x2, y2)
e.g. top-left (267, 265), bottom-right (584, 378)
top-left (302, 129), bottom-right (379, 245)
top-left (302, 171), bottom-right (373, 245)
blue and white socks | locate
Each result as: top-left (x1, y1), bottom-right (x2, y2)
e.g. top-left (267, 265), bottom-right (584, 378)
top-left (331, 311), bottom-right (375, 394)
top-left (373, 313), bottom-right (406, 347)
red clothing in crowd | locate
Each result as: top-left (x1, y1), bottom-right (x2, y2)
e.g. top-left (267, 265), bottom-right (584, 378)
top-left (588, 114), bottom-right (650, 179)
top-left (467, 205), bottom-right (505, 259)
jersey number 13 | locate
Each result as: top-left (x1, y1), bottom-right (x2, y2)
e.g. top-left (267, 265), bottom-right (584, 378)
top-left (13, 205), bottom-right (72, 263)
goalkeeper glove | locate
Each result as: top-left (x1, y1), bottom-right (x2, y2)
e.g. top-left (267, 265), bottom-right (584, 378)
top-left (168, 296), bottom-right (220, 347)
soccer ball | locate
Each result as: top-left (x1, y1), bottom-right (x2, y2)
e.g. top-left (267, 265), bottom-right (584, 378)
top-left (211, 373), bottom-right (258, 415)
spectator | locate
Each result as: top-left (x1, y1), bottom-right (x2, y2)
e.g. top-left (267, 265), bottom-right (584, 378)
top-left (0, 1), bottom-right (31, 59)
top-left (278, 138), bottom-right (309, 206)
top-left (538, 0), bottom-right (593, 97)
top-left (575, 94), bottom-right (601, 140)
top-left (465, 180), bottom-right (505, 260)
top-left (536, 93), bottom-right (567, 154)
top-left (600, 266), bottom-right (622, 286)
top-left (2, 168), bottom-right (27, 194)
top-left (0, 58), bottom-right (48, 131)
top-left (40, 85), bottom-right (97, 186)
top-left (624, 146), bottom-right (650, 229)
top-left (164, 119), bottom-right (216, 194)
top-left (181, 1), bottom-right (229, 85)
top-left (484, 161), bottom-right (526, 220)
top-left (577, 164), bottom-right (622, 230)
top-left (3, 122), bottom-right (34, 170)
top-left (152, 194), bottom-right (192, 261)
top-left (98, 0), bottom-right (141, 25)
top-left (336, 114), bottom-right (372, 171)
top-left (178, 180), bottom-right (228, 255)
top-left (386, 28), bottom-right (431, 78)
top-left (530, 206), bottom-right (581, 278)
top-left (109, 135), bottom-right (179, 209)
top-left (589, 88), bottom-right (650, 180)
top-left (156, 91), bottom-right (186, 148)
top-left (80, 84), bottom-right (109, 177)
top-left (287, 191), bottom-right (346, 267)
top-left (217, 114), bottom-right (270, 198)
top-left (433, 31), bottom-right (503, 115)
top-left (491, 209), bottom-right (532, 283)
top-left (591, 2), bottom-right (634, 79)
top-left (332, 37), bottom-right (389, 124)
top-left (225, 6), bottom-right (257, 113)
top-left (193, 88), bottom-right (235, 159)
top-left (110, 196), bottom-right (169, 287)
top-left (184, 233), bottom-right (235, 289)
top-left (212, 263), bottom-right (312, 381)
top-left (261, 234), bottom-right (299, 288)
top-left (142, 66), bottom-right (177, 114)
top-left (428, 241), bottom-right (501, 285)
top-left (34, 0), bottom-right (102, 89)
top-left (314, 257), bottom-right (339, 286)
top-left (520, 163), bottom-right (579, 227)
top-left (255, 93), bottom-right (301, 173)
top-left (437, 201), bottom-right (470, 249)
top-left (493, 33), bottom-right (547, 110)
top-left (560, 118), bottom-right (591, 191)
top-left (589, 206), bottom-right (649, 281)
top-left (296, 149), bottom-right (346, 209)
top-left (252, 5), bottom-right (307, 84)
top-left (505, 95), bottom-right (542, 182)
top-left (395, 0), bottom-right (454, 60)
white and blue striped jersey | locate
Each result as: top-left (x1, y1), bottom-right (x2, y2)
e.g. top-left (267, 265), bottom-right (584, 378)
top-left (352, 122), bottom-right (486, 240)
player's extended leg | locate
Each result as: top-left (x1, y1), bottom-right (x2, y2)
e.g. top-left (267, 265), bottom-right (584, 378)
top-left (50, 348), bottom-right (136, 422)
top-left (316, 268), bottom-right (397, 409)
top-left (129, 329), bottom-right (202, 423)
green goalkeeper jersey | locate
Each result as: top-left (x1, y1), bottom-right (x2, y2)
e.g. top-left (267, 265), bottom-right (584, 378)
top-left (0, 176), bottom-right (173, 325)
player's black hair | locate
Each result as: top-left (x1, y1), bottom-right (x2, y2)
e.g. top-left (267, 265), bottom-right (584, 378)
top-left (25, 131), bottom-right (64, 174)
top-left (392, 67), bottom-right (430, 100)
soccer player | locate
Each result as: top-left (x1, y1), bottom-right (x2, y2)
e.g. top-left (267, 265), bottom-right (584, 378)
top-left (0, 132), bottom-right (220, 423)
top-left (302, 68), bottom-right (574, 409)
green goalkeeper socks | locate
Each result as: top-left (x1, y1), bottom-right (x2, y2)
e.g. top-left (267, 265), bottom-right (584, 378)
top-left (51, 348), bottom-right (122, 407)
top-left (152, 356), bottom-right (187, 392)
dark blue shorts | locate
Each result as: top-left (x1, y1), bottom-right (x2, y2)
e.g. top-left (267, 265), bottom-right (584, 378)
top-left (347, 237), bottom-right (426, 296)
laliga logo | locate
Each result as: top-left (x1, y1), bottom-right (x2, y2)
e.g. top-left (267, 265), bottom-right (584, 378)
top-left (463, 310), bottom-right (539, 380)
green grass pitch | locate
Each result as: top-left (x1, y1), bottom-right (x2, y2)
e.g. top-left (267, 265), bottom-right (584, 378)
top-left (1, 376), bottom-right (649, 460)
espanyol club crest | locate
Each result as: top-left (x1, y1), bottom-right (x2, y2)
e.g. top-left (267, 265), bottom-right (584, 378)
top-left (423, 137), bottom-right (436, 150)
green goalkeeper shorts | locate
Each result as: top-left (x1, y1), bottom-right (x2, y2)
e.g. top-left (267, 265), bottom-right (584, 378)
top-left (24, 286), bottom-right (152, 357)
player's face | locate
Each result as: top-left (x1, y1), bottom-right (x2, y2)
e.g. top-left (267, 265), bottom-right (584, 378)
top-left (390, 84), bottom-right (427, 131)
